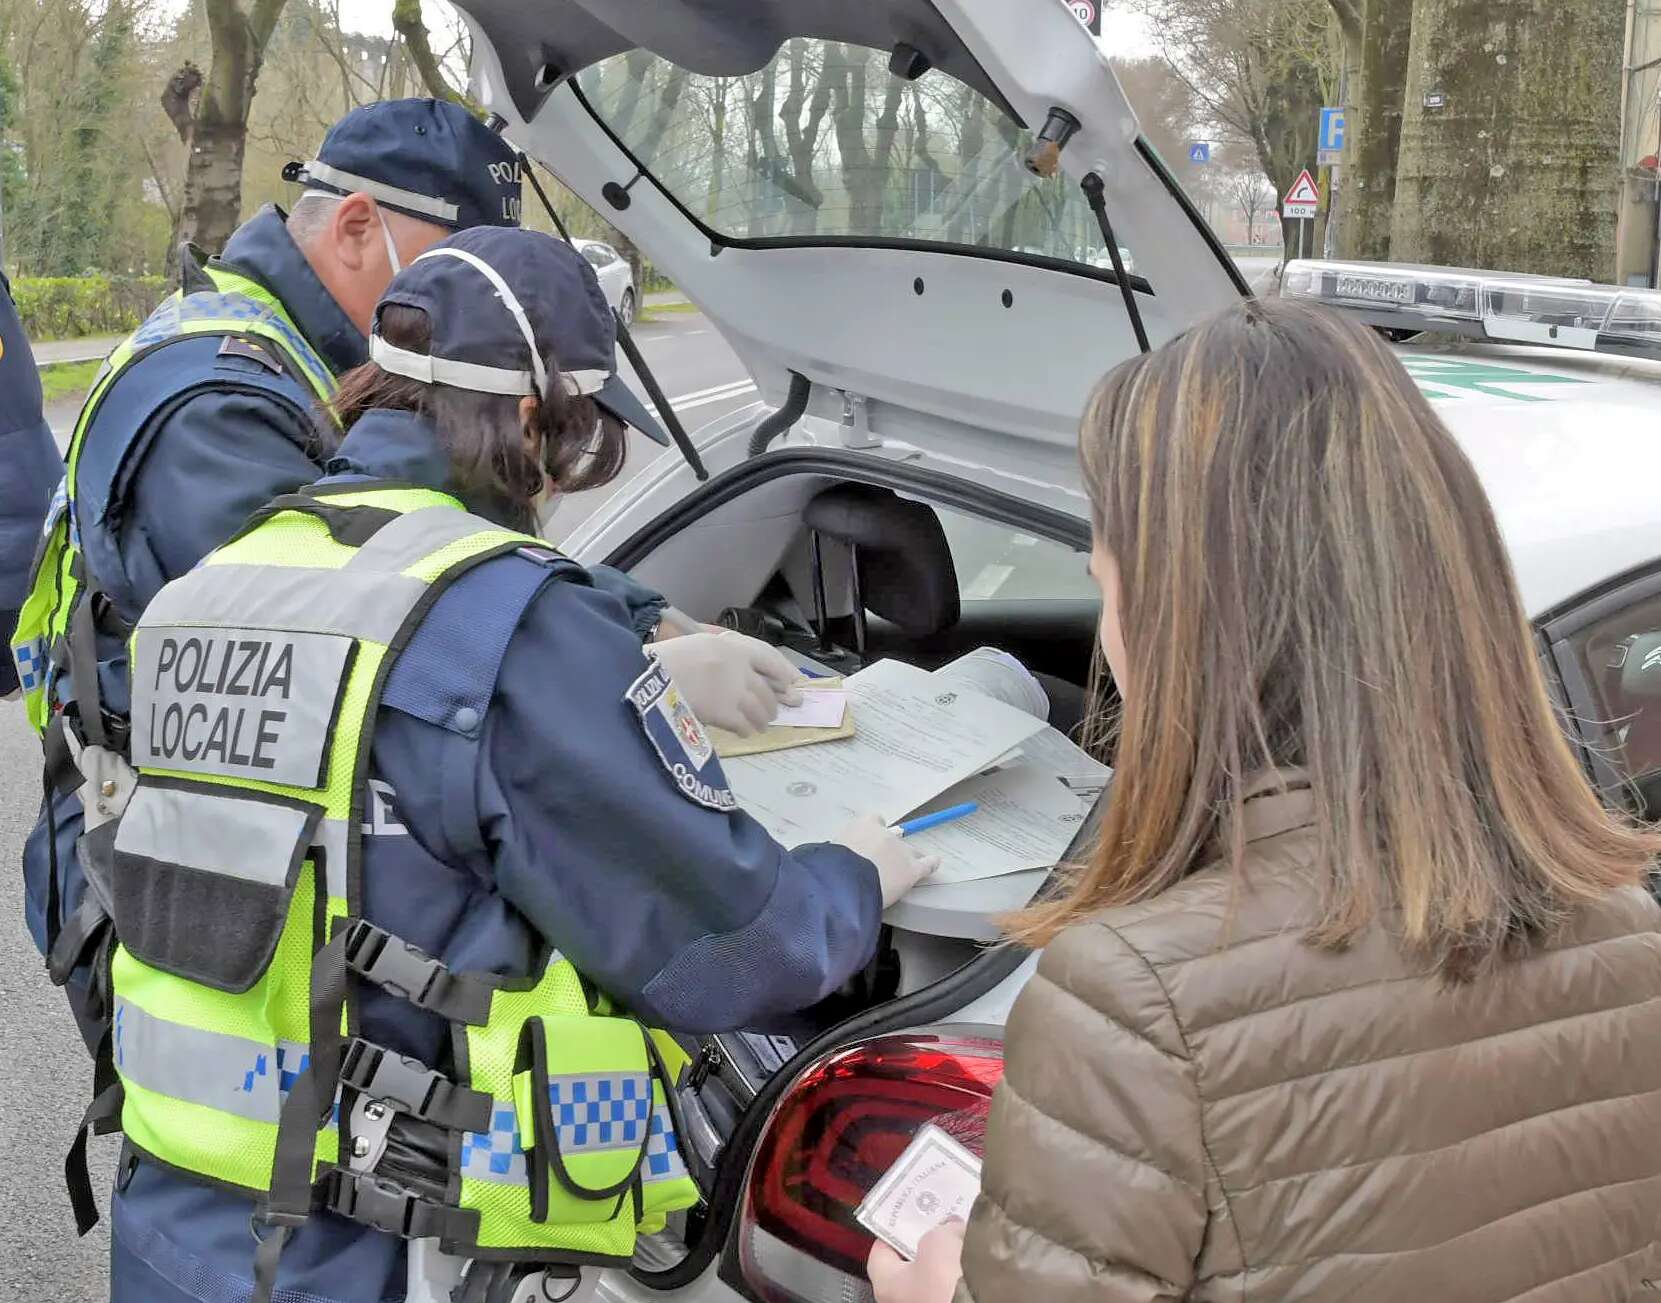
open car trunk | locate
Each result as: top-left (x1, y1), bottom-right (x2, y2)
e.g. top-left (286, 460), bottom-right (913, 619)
top-left (459, 0), bottom-right (1245, 499)
top-left (552, 442), bottom-right (1105, 1289)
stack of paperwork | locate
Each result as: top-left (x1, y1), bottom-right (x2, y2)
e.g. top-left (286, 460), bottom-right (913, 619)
top-left (722, 651), bottom-right (1109, 886)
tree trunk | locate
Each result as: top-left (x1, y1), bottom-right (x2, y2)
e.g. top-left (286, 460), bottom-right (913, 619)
top-left (947, 85), bottom-right (987, 244)
top-left (1391, 0), bottom-right (1622, 278)
top-left (1333, 0), bottom-right (1411, 259)
top-left (1253, 55), bottom-right (1325, 262)
top-left (179, 117), bottom-right (250, 257)
top-left (780, 41), bottom-right (830, 230)
top-left (174, 0), bottom-right (290, 260)
top-left (706, 81), bottom-right (727, 223)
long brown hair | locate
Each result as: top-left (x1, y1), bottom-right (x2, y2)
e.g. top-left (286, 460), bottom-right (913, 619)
top-left (328, 302), bottom-right (628, 531)
top-left (1013, 298), bottom-right (1659, 976)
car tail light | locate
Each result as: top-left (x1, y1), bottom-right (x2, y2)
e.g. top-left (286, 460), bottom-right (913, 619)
top-left (734, 1030), bottom-right (1004, 1303)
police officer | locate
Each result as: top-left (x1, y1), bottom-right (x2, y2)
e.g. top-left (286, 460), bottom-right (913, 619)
top-left (102, 227), bottom-right (934, 1302)
top-left (0, 270), bottom-right (61, 700)
top-left (14, 99), bottom-right (746, 1052)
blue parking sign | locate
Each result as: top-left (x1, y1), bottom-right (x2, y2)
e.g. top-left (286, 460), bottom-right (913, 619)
top-left (1188, 142), bottom-right (1210, 164)
top-left (1318, 107), bottom-right (1346, 165)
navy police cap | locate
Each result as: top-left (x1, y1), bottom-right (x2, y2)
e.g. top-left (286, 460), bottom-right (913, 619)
top-left (371, 227), bottom-right (670, 446)
top-left (282, 98), bottom-right (521, 230)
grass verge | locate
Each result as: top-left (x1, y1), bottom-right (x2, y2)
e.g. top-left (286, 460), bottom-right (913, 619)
top-left (637, 300), bottom-right (698, 323)
top-left (39, 358), bottom-right (101, 404)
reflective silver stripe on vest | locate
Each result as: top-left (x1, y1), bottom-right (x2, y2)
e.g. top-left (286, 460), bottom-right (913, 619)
top-left (142, 566), bottom-right (429, 646)
top-left (317, 816), bottom-right (349, 902)
top-left (113, 785), bottom-right (347, 900)
top-left (114, 997), bottom-right (309, 1124)
top-left (139, 509), bottom-right (506, 649)
top-left (459, 1097), bottom-right (686, 1187)
top-left (129, 625), bottom-right (353, 788)
top-left (114, 784), bottom-right (317, 887)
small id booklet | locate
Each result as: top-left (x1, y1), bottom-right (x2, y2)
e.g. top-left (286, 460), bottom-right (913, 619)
top-left (855, 1123), bottom-right (983, 1260)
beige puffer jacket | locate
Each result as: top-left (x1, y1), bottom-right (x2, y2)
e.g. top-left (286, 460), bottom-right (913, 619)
top-left (957, 781), bottom-right (1661, 1302)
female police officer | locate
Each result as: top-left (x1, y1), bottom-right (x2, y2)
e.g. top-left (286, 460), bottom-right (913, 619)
top-left (100, 227), bottom-right (935, 1303)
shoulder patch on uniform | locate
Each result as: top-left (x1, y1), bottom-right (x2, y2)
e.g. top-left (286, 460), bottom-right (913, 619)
top-left (217, 335), bottom-right (283, 374)
top-left (626, 661), bottom-right (736, 812)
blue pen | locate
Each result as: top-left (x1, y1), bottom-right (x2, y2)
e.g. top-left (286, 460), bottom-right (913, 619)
top-left (897, 802), bottom-right (980, 836)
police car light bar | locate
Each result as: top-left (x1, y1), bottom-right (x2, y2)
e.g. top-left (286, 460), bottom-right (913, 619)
top-left (1282, 260), bottom-right (1661, 362)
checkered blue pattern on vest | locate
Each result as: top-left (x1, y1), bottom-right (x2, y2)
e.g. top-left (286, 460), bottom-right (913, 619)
top-left (459, 1083), bottom-right (685, 1185)
top-left (12, 636), bottom-right (46, 692)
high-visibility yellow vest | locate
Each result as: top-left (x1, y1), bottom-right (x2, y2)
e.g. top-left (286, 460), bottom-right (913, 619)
top-left (108, 483), bottom-right (699, 1270)
top-left (10, 262), bottom-right (336, 736)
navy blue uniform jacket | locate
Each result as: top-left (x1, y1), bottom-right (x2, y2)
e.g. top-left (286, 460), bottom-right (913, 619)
top-left (0, 272), bottom-right (63, 696)
top-left (24, 209), bottom-right (663, 965)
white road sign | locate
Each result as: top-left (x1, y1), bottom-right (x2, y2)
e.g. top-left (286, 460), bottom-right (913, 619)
top-left (1283, 170), bottom-right (1321, 219)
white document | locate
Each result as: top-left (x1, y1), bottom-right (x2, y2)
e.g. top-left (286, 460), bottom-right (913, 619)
top-left (855, 1124), bottom-right (983, 1259)
top-left (771, 688), bottom-right (847, 729)
top-left (722, 659), bottom-right (1045, 847)
top-left (904, 726), bottom-right (1110, 885)
top-left (931, 647), bottom-right (1050, 719)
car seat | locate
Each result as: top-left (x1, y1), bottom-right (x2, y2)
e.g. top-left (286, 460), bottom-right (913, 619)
top-left (789, 485), bottom-right (1087, 732)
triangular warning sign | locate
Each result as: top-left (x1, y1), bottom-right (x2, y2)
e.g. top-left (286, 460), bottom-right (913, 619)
top-left (1284, 170), bottom-right (1321, 206)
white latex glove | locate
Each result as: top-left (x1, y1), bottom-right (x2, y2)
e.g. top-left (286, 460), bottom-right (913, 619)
top-left (834, 814), bottom-right (940, 907)
top-left (650, 631), bottom-right (803, 737)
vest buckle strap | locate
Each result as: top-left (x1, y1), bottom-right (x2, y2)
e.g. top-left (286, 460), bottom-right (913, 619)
top-left (323, 1169), bottom-right (479, 1243)
top-left (340, 1037), bottom-right (493, 1134)
top-left (342, 920), bottom-right (493, 1025)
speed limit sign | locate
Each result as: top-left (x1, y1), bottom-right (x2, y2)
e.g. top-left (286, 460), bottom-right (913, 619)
top-left (1069, 0), bottom-right (1101, 34)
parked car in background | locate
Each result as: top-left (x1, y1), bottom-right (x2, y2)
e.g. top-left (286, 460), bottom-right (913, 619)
top-left (575, 237), bottom-right (638, 326)
top-left (1081, 244), bottom-right (1136, 275)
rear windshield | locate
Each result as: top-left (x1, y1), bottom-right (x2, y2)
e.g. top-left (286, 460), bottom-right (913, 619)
top-left (576, 41), bottom-right (1114, 268)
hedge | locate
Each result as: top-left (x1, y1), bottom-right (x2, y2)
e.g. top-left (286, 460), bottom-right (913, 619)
top-left (12, 275), bottom-right (170, 342)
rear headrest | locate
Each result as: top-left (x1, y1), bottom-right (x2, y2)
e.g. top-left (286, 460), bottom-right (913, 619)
top-left (803, 485), bottom-right (959, 638)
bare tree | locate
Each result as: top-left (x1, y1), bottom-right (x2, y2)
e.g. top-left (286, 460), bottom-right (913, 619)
top-left (163, 0), bottom-right (292, 259)
top-left (1227, 166), bottom-right (1273, 242)
top-left (778, 39), bottom-right (832, 222)
top-left (1112, 56), bottom-right (1207, 195)
top-left (825, 44), bottom-right (906, 232)
top-left (1133, 0), bottom-right (1340, 259)
top-left (390, 0), bottom-right (461, 104)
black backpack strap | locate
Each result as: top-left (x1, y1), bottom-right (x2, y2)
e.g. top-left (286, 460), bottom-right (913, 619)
top-left (65, 1022), bottom-right (123, 1236)
top-left (232, 494), bottom-right (401, 549)
top-left (48, 893), bottom-right (111, 989)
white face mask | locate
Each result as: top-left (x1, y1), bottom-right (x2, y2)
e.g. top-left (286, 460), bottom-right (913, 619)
top-left (377, 208), bottom-right (403, 277)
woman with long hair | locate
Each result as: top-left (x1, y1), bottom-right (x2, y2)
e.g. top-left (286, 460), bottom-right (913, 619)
top-left (870, 298), bottom-right (1661, 1302)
